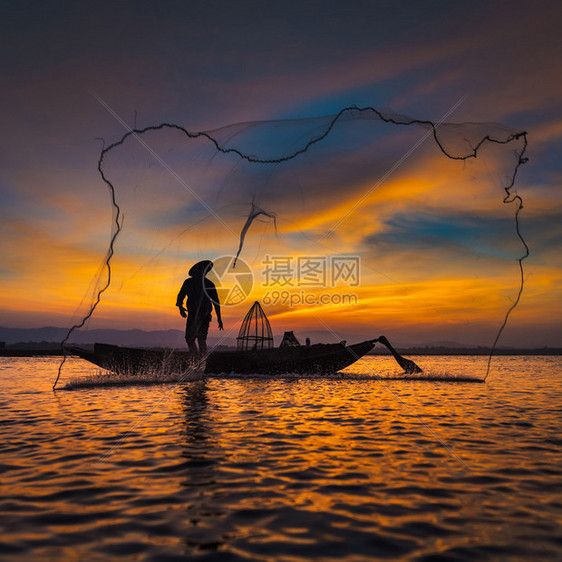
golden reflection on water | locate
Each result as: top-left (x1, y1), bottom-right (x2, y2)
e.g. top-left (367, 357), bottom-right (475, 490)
top-left (1, 356), bottom-right (561, 560)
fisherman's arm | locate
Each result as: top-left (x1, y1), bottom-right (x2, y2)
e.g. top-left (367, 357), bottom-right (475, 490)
top-left (208, 285), bottom-right (223, 330)
top-left (176, 280), bottom-right (189, 318)
top-left (215, 302), bottom-right (223, 330)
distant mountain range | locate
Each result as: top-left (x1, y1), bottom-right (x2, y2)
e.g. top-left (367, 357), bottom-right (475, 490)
top-left (0, 326), bottom-right (360, 348)
top-left (0, 327), bottom-right (194, 347)
top-left (1, 327), bottom-right (560, 355)
top-left (0, 326), bottom-right (451, 348)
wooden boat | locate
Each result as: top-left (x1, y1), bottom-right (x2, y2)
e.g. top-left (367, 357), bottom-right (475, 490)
top-left (205, 340), bottom-right (375, 375)
top-left (67, 303), bottom-right (422, 378)
top-left (68, 340), bottom-right (376, 376)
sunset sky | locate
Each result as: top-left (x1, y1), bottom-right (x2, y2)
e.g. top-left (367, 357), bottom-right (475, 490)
top-left (2, 0), bottom-right (561, 347)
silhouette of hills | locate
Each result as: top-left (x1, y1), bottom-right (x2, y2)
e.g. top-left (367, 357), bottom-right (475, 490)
top-left (0, 326), bottom-right (189, 347)
top-left (0, 327), bottom-right (560, 355)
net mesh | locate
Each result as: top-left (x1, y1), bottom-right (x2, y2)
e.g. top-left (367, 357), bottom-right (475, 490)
top-left (53, 105), bottom-right (528, 388)
top-left (236, 301), bottom-right (274, 352)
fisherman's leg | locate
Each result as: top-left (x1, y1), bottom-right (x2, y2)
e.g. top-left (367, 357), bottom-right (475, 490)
top-left (186, 336), bottom-right (199, 354)
top-left (197, 336), bottom-right (207, 354)
top-left (185, 317), bottom-right (199, 354)
top-left (196, 316), bottom-right (211, 355)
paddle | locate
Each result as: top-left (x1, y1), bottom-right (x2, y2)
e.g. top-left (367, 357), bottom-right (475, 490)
top-left (373, 336), bottom-right (423, 374)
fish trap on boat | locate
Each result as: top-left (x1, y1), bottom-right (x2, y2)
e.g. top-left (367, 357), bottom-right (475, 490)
top-left (237, 301), bottom-right (274, 352)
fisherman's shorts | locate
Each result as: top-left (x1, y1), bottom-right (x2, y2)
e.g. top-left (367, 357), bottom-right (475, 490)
top-left (185, 313), bottom-right (211, 341)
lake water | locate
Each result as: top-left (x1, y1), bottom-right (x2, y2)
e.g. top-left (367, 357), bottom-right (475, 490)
top-left (1, 355), bottom-right (561, 560)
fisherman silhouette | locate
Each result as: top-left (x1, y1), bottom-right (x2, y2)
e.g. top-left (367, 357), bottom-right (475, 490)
top-left (176, 260), bottom-right (223, 355)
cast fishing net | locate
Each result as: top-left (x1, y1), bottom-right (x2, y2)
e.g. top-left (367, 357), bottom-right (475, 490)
top-left (53, 105), bottom-right (528, 388)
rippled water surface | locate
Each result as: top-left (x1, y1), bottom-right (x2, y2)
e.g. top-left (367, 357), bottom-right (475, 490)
top-left (1, 355), bottom-right (561, 560)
